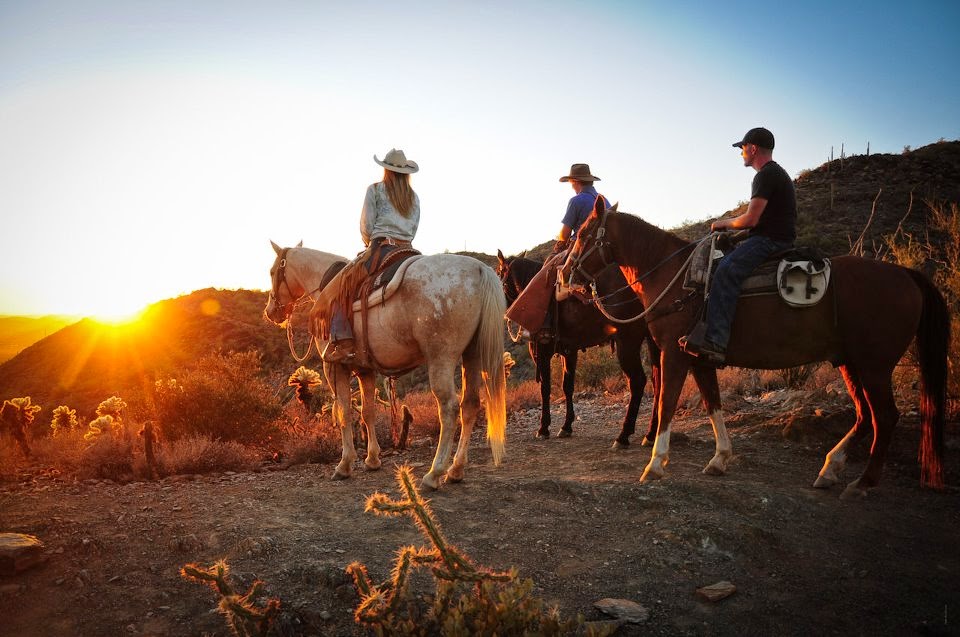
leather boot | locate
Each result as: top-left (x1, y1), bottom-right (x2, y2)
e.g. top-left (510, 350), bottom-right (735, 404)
top-left (322, 338), bottom-right (356, 363)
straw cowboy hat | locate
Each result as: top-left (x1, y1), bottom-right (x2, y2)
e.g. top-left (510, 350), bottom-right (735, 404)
top-left (559, 163), bottom-right (601, 183)
top-left (374, 148), bottom-right (419, 174)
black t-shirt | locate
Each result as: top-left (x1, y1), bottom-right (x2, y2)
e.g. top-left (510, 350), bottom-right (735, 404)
top-left (750, 160), bottom-right (796, 242)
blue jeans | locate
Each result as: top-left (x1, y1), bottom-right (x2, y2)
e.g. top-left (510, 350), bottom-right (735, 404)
top-left (329, 301), bottom-right (353, 341)
top-left (705, 234), bottom-right (793, 349)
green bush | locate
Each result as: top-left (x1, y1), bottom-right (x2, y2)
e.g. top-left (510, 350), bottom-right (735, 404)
top-left (154, 350), bottom-right (282, 443)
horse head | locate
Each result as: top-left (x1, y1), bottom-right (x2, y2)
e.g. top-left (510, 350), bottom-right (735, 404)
top-left (264, 240), bottom-right (304, 325)
top-left (561, 197), bottom-right (617, 291)
top-left (496, 249), bottom-right (541, 305)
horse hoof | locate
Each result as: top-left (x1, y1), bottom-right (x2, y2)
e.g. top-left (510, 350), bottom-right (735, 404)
top-left (840, 480), bottom-right (868, 500)
top-left (812, 475), bottom-right (836, 489)
top-left (331, 469), bottom-right (351, 481)
top-left (421, 473), bottom-right (441, 491)
top-left (557, 429), bottom-right (572, 439)
top-left (365, 460), bottom-right (382, 471)
top-left (535, 431), bottom-right (550, 440)
top-left (640, 468), bottom-right (663, 482)
top-left (641, 435), bottom-right (656, 447)
top-left (702, 463), bottom-right (726, 476)
top-left (447, 466), bottom-right (465, 483)
top-left (612, 440), bottom-right (629, 450)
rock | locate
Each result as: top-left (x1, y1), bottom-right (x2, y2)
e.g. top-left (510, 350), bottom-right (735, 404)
top-left (593, 598), bottom-right (650, 623)
top-left (0, 533), bottom-right (47, 576)
top-left (696, 580), bottom-right (737, 602)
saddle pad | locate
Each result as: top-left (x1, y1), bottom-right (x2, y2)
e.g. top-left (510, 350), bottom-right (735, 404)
top-left (350, 255), bottom-right (423, 312)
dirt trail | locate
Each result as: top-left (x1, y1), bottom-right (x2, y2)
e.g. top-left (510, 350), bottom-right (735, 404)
top-left (1, 392), bottom-right (958, 636)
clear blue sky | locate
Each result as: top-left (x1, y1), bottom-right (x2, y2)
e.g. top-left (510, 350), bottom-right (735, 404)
top-left (2, 0), bottom-right (958, 317)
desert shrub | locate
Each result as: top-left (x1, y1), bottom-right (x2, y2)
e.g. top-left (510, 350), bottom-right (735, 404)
top-left (275, 410), bottom-right (342, 466)
top-left (506, 380), bottom-right (543, 413)
top-left (155, 434), bottom-right (259, 475)
top-left (78, 432), bottom-right (134, 481)
top-left (402, 390), bottom-right (442, 439)
top-left (153, 350), bottom-right (283, 444)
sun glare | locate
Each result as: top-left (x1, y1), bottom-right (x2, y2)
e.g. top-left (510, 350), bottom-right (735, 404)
top-left (89, 304), bottom-right (148, 326)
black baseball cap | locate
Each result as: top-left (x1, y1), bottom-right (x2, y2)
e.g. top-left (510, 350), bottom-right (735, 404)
top-left (732, 127), bottom-right (775, 150)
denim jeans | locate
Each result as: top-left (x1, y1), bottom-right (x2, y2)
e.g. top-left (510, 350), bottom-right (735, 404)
top-left (705, 234), bottom-right (793, 349)
top-left (329, 301), bottom-right (353, 341)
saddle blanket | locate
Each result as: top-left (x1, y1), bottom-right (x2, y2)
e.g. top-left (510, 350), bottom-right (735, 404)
top-left (350, 254), bottom-right (422, 312)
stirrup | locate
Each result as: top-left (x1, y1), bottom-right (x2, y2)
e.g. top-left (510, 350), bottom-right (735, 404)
top-left (322, 339), bottom-right (356, 363)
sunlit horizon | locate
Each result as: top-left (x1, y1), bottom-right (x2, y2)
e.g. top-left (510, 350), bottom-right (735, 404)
top-left (2, 1), bottom-right (958, 317)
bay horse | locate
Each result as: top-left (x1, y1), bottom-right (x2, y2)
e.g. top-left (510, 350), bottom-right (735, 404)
top-left (562, 198), bottom-right (948, 497)
top-left (496, 250), bottom-right (661, 446)
top-left (264, 241), bottom-right (507, 491)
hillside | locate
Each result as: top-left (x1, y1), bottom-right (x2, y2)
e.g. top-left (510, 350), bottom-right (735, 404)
top-left (0, 289), bottom-right (291, 419)
top-left (0, 315), bottom-right (79, 364)
top-left (2, 139), bottom-right (957, 419)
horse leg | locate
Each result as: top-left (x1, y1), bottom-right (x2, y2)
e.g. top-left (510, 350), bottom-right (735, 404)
top-left (534, 342), bottom-right (552, 439)
top-left (326, 364), bottom-right (358, 480)
top-left (447, 357), bottom-right (482, 483)
top-left (422, 360), bottom-right (461, 491)
top-left (641, 350), bottom-right (690, 481)
top-left (642, 349), bottom-right (662, 447)
top-left (841, 368), bottom-right (899, 499)
top-left (690, 365), bottom-right (730, 476)
top-left (613, 340), bottom-right (647, 449)
top-left (558, 350), bottom-right (577, 437)
top-left (356, 370), bottom-right (382, 471)
top-left (815, 365), bottom-right (871, 489)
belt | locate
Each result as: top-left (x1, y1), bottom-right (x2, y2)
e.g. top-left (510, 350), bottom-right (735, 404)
top-left (375, 237), bottom-right (413, 248)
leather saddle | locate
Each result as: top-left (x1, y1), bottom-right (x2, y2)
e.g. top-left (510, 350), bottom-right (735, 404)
top-left (684, 233), bottom-right (831, 308)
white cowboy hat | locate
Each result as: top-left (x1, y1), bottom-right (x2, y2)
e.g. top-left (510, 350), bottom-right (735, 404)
top-left (374, 148), bottom-right (419, 174)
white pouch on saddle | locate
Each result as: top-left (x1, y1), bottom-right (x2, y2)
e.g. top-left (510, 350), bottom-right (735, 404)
top-left (777, 259), bottom-right (831, 307)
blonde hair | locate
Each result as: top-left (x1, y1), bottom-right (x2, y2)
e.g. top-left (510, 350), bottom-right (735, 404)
top-left (382, 169), bottom-right (415, 218)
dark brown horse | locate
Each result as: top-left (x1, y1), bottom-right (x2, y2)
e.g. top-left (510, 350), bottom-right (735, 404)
top-left (562, 197), bottom-right (948, 497)
top-left (496, 250), bottom-right (662, 447)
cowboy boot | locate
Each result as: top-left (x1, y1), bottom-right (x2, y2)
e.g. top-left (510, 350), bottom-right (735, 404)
top-left (322, 338), bottom-right (356, 363)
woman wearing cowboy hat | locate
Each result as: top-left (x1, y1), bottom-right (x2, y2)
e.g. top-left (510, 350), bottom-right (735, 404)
top-left (313, 148), bottom-right (421, 363)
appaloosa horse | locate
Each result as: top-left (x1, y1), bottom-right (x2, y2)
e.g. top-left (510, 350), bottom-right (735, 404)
top-left (264, 241), bottom-right (507, 491)
top-left (496, 250), bottom-right (661, 447)
top-left (562, 198), bottom-right (948, 497)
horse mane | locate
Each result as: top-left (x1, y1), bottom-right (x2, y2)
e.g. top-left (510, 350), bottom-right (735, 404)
top-left (607, 210), bottom-right (690, 258)
top-left (505, 256), bottom-right (544, 287)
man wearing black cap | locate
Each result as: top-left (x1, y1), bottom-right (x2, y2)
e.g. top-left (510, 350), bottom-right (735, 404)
top-left (681, 127), bottom-right (796, 365)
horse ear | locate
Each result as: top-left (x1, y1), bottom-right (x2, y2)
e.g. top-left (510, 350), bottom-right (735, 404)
top-left (271, 240), bottom-right (281, 255)
top-left (594, 195), bottom-right (605, 216)
top-left (497, 249), bottom-right (505, 262)
top-left (610, 201), bottom-right (619, 212)
top-left (296, 240), bottom-right (303, 248)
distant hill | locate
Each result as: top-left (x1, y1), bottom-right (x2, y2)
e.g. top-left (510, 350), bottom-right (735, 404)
top-left (0, 315), bottom-right (80, 364)
top-left (2, 139), bottom-right (956, 420)
top-left (0, 289), bottom-right (291, 419)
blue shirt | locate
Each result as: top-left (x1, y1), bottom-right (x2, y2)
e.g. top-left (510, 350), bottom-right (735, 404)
top-left (561, 185), bottom-right (606, 238)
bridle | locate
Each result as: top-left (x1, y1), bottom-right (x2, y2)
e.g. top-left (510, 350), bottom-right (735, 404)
top-left (270, 248), bottom-right (303, 320)
top-left (496, 256), bottom-right (535, 343)
top-left (269, 247), bottom-right (329, 362)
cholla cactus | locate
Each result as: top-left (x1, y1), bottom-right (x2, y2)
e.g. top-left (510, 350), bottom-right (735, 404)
top-left (503, 351), bottom-right (517, 378)
top-left (180, 559), bottom-right (280, 637)
top-left (96, 396), bottom-right (127, 421)
top-left (1, 397), bottom-right (42, 456)
top-left (50, 405), bottom-right (78, 435)
top-left (287, 366), bottom-right (323, 405)
top-left (83, 415), bottom-right (116, 441)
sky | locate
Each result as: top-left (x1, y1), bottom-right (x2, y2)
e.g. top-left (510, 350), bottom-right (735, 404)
top-left (1, 0), bottom-right (958, 318)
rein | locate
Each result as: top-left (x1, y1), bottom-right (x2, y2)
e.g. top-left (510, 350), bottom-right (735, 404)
top-left (271, 249), bottom-right (334, 362)
top-left (565, 210), bottom-right (708, 324)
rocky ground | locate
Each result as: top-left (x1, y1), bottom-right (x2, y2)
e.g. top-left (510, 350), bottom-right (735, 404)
top-left (1, 387), bottom-right (959, 636)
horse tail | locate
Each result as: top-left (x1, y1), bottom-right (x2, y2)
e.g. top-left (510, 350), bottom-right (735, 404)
top-left (476, 265), bottom-right (507, 466)
top-left (907, 269), bottom-right (949, 489)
